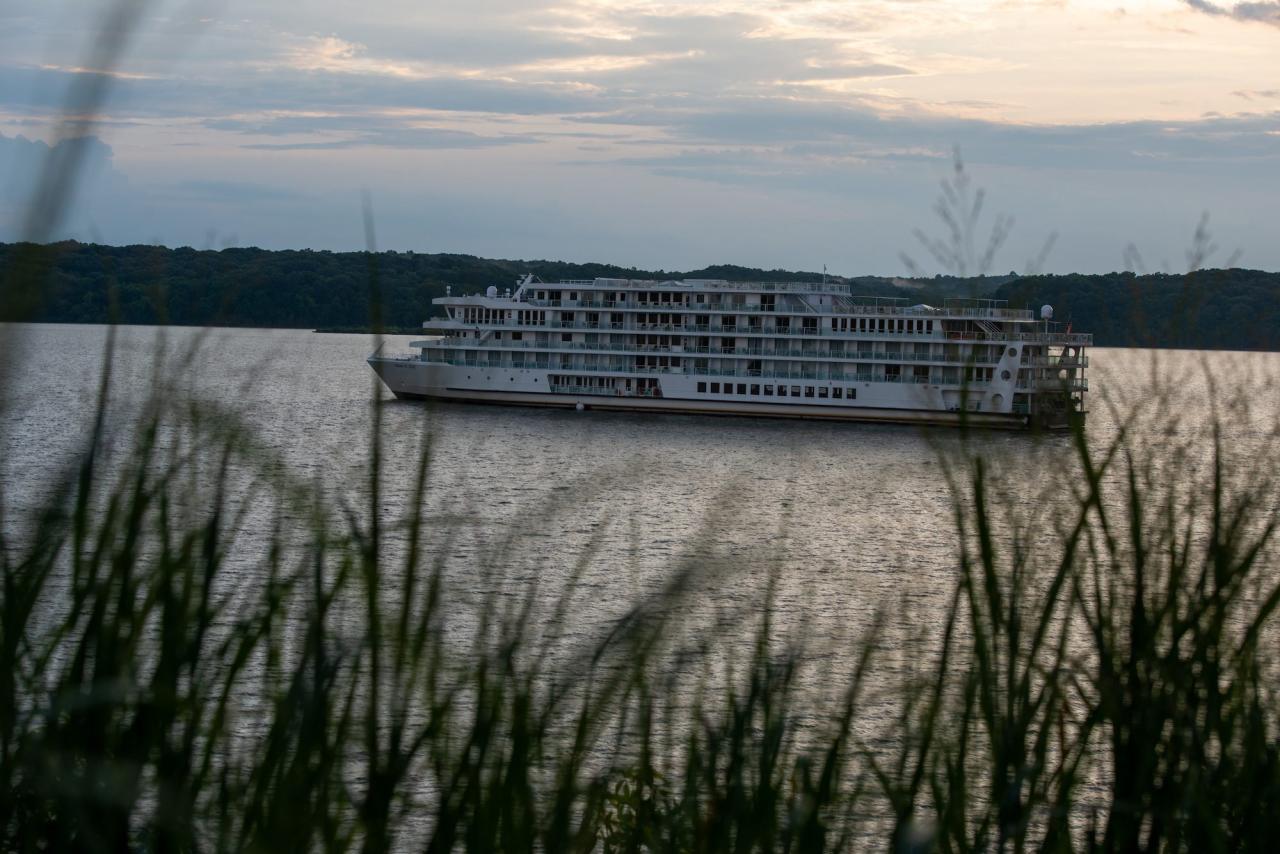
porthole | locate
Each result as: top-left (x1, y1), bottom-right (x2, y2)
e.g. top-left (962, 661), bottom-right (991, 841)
top-left (1007, 347), bottom-right (1017, 358)
top-left (1001, 370), bottom-right (1011, 381)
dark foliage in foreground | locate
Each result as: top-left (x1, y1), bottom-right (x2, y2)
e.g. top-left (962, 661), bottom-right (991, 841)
top-left (2, 336), bottom-right (1280, 851)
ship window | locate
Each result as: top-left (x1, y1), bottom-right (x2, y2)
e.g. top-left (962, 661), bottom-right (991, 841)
top-left (737, 384), bottom-right (747, 394)
top-left (819, 387), bottom-right (829, 398)
top-left (764, 385), bottom-right (774, 396)
top-left (512, 332), bottom-right (522, 340)
top-left (711, 383), bottom-right (720, 393)
top-left (751, 384), bottom-right (760, 395)
top-left (805, 386), bottom-right (815, 397)
top-left (849, 388), bottom-right (856, 399)
top-left (698, 382), bottom-right (707, 393)
top-left (562, 333), bottom-right (572, 342)
top-left (569, 292), bottom-right (577, 300)
top-left (833, 387), bottom-right (843, 399)
top-left (791, 386), bottom-right (802, 396)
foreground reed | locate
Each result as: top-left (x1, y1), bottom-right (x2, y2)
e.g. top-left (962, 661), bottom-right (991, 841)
top-left (1, 338), bottom-right (1279, 852)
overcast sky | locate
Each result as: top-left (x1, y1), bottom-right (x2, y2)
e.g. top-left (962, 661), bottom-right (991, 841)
top-left (1, 0), bottom-right (1277, 274)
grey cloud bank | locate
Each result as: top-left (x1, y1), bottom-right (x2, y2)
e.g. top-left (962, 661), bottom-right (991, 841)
top-left (1184, 0), bottom-right (1280, 26)
top-left (1, 1), bottom-right (1278, 274)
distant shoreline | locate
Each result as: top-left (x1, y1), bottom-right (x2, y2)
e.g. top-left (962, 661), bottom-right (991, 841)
top-left (4, 240), bottom-right (1279, 350)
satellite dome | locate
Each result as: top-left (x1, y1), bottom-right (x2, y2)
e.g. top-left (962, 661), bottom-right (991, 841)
top-left (486, 286), bottom-right (498, 298)
top-left (1040, 304), bottom-right (1054, 320)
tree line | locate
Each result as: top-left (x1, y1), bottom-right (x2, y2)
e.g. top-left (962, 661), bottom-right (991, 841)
top-left (2, 241), bottom-right (1277, 349)
top-left (994, 269), bottom-right (1280, 351)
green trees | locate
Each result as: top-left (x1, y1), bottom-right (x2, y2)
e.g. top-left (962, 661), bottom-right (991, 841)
top-left (994, 269), bottom-right (1280, 350)
top-left (4, 240), bottom-right (1279, 350)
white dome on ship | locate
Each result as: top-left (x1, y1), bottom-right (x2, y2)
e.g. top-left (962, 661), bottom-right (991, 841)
top-left (1040, 304), bottom-right (1054, 320)
top-left (486, 286), bottom-right (498, 298)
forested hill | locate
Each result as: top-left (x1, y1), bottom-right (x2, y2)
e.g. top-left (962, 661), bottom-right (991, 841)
top-left (993, 269), bottom-right (1280, 351)
top-left (0, 241), bottom-right (906, 331)
top-left (3, 241), bottom-right (1279, 350)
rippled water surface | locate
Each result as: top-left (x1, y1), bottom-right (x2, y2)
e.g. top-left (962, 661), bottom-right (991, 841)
top-left (3, 324), bottom-right (1279, 688)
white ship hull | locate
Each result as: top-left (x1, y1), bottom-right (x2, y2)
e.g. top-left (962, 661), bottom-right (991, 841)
top-left (369, 357), bottom-right (1031, 429)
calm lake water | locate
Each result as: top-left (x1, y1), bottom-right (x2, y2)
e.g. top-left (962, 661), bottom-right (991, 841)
top-left (3, 323), bottom-right (1278, 697)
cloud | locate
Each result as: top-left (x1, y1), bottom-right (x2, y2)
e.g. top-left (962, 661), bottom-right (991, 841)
top-left (172, 180), bottom-right (308, 203)
top-left (3, 2), bottom-right (1279, 272)
top-left (207, 112), bottom-right (540, 151)
top-left (1233, 89), bottom-right (1280, 99)
top-left (0, 63), bottom-right (610, 122)
top-left (1183, 0), bottom-right (1280, 26)
top-left (563, 101), bottom-right (1280, 199)
top-left (782, 62), bottom-right (916, 82)
top-left (242, 127), bottom-right (538, 151)
top-left (0, 131), bottom-right (129, 240)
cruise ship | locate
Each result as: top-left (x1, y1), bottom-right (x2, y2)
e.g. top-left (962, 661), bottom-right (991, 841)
top-left (369, 275), bottom-right (1090, 429)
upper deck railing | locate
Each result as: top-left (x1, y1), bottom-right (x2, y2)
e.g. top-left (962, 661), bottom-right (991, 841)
top-left (423, 316), bottom-right (1091, 345)
top-left (537, 300), bottom-right (1030, 321)
top-left (550, 277), bottom-right (845, 295)
top-left (410, 337), bottom-right (1092, 367)
top-left (441, 294), bottom-right (1036, 322)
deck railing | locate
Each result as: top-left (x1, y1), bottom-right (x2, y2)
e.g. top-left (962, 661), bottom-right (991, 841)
top-left (411, 357), bottom-right (989, 387)
top-left (457, 295), bottom-right (1035, 321)
top-left (426, 318), bottom-right (1089, 344)
top-left (550, 279), bottom-right (848, 295)
top-left (415, 338), bottom-right (1009, 366)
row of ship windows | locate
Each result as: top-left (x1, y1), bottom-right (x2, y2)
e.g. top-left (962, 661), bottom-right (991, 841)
top-left (696, 381), bottom-right (856, 400)
top-left (460, 308), bottom-right (935, 334)
top-left (535, 290), bottom-right (762, 306)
